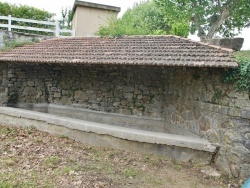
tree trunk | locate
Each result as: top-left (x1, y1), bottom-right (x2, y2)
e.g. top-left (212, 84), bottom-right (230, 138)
top-left (204, 7), bottom-right (230, 42)
top-left (193, 15), bottom-right (206, 42)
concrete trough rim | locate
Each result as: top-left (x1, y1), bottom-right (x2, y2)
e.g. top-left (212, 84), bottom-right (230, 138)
top-left (0, 107), bottom-right (217, 153)
top-left (12, 103), bottom-right (165, 121)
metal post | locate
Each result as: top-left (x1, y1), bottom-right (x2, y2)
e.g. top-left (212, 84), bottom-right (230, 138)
top-left (55, 20), bottom-right (60, 37)
top-left (8, 15), bottom-right (11, 31)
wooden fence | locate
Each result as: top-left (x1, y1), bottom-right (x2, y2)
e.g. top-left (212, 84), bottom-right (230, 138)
top-left (0, 15), bottom-right (75, 37)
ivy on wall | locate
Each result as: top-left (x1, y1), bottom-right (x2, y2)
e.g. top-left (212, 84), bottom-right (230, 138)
top-left (221, 58), bottom-right (250, 99)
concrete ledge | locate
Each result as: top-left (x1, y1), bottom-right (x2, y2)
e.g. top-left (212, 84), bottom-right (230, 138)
top-left (0, 107), bottom-right (217, 163)
top-left (49, 104), bottom-right (198, 137)
top-left (12, 103), bottom-right (198, 137)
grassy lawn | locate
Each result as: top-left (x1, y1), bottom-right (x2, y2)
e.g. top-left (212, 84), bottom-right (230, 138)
top-left (0, 124), bottom-right (238, 188)
top-left (234, 50), bottom-right (250, 60)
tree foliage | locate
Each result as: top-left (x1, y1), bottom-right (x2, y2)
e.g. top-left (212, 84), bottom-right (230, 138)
top-left (155, 0), bottom-right (250, 41)
top-left (0, 2), bottom-right (55, 35)
top-left (59, 7), bottom-right (73, 29)
top-left (96, 0), bottom-right (189, 37)
top-left (58, 7), bottom-right (73, 36)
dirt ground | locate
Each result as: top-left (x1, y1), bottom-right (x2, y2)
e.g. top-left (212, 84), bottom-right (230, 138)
top-left (0, 124), bottom-right (239, 188)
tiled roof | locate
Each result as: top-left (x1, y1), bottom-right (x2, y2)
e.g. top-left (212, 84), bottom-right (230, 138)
top-left (0, 35), bottom-right (238, 68)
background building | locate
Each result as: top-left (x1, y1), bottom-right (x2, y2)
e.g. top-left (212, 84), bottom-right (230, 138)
top-left (72, 0), bottom-right (120, 36)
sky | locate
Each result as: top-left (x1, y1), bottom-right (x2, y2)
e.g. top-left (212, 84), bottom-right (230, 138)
top-left (2, 0), bottom-right (250, 50)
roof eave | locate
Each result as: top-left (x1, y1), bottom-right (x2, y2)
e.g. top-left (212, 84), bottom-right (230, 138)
top-left (0, 59), bottom-right (238, 68)
top-left (72, 0), bottom-right (121, 14)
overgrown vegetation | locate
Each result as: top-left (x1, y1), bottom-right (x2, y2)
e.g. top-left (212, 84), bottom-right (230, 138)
top-left (0, 39), bottom-right (39, 51)
top-left (221, 50), bottom-right (250, 98)
top-left (96, 0), bottom-right (188, 37)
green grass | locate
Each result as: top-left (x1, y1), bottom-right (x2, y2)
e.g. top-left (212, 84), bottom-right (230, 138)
top-left (43, 156), bottom-right (61, 168)
top-left (59, 135), bottom-right (69, 139)
top-left (234, 50), bottom-right (250, 60)
top-left (0, 182), bottom-right (13, 188)
top-left (123, 168), bottom-right (137, 178)
top-left (172, 160), bottom-right (182, 170)
top-left (0, 171), bottom-right (54, 188)
top-left (1, 157), bottom-right (17, 167)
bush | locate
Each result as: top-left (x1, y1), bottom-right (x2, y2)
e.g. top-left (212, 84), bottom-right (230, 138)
top-left (96, 0), bottom-right (188, 37)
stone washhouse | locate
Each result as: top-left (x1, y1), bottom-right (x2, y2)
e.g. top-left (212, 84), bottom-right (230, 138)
top-left (0, 35), bottom-right (249, 180)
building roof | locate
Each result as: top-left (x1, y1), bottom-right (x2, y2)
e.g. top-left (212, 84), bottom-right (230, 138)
top-left (0, 35), bottom-right (238, 68)
top-left (73, 0), bottom-right (121, 13)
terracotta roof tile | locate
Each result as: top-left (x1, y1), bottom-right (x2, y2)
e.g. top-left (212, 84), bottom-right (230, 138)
top-left (0, 35), bottom-right (238, 68)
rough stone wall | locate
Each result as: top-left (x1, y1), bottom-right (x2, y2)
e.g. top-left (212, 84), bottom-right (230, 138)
top-left (0, 64), bottom-right (4, 104)
top-left (0, 63), bottom-right (249, 179)
top-left (6, 63), bottom-right (165, 118)
top-left (59, 65), bottom-right (164, 117)
top-left (164, 68), bottom-right (250, 179)
top-left (6, 64), bottom-right (48, 105)
top-left (164, 68), bottom-right (249, 111)
top-left (166, 100), bottom-right (250, 179)
top-left (0, 63), bottom-right (8, 106)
